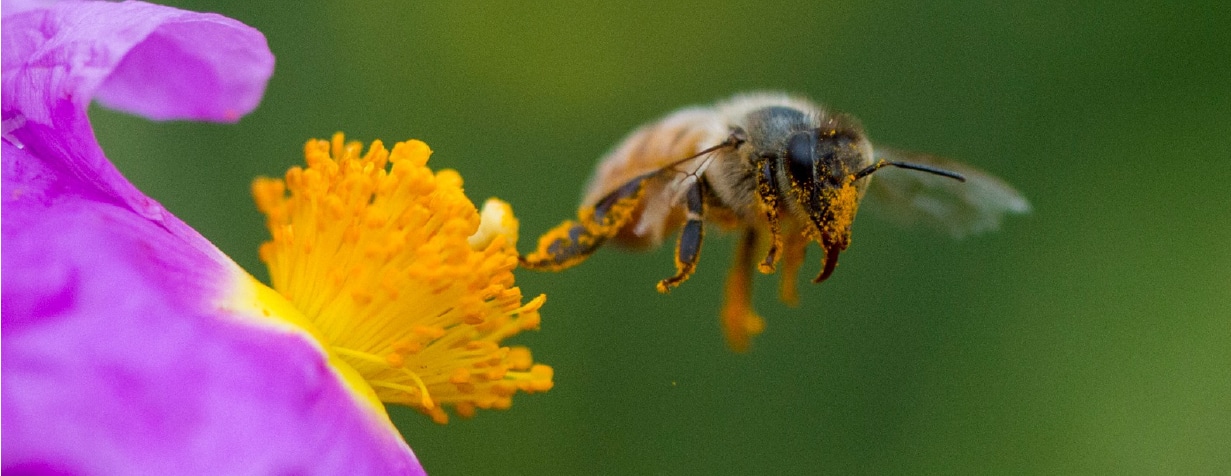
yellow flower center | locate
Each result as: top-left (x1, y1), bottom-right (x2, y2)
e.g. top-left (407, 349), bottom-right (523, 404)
top-left (252, 133), bottom-right (552, 424)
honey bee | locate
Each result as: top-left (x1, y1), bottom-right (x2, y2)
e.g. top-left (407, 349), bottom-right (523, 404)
top-left (520, 92), bottom-right (1029, 351)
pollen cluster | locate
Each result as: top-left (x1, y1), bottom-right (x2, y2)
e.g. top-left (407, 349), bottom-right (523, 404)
top-left (820, 181), bottom-right (860, 248)
top-left (253, 133), bottom-right (552, 423)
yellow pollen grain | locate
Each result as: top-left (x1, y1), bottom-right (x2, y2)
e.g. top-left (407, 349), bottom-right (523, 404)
top-left (252, 133), bottom-right (553, 424)
top-left (821, 181), bottom-right (860, 248)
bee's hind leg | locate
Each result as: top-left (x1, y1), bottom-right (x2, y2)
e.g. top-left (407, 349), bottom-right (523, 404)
top-left (657, 180), bottom-right (706, 293)
top-left (520, 172), bottom-right (654, 271)
top-left (518, 220), bottom-right (608, 271)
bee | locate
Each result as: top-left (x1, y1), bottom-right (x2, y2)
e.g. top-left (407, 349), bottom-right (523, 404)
top-left (520, 92), bottom-right (1029, 351)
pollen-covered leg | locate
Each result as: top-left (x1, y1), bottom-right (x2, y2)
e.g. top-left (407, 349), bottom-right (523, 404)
top-left (776, 231), bottom-right (809, 307)
top-left (519, 221), bottom-right (606, 271)
top-left (755, 158), bottom-right (783, 274)
top-left (721, 228), bottom-right (766, 353)
top-left (656, 180), bottom-right (705, 293)
top-left (520, 172), bottom-right (653, 271)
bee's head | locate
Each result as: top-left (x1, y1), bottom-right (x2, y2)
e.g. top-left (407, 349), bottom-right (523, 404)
top-left (781, 115), bottom-right (874, 282)
top-left (774, 114), bottom-right (968, 282)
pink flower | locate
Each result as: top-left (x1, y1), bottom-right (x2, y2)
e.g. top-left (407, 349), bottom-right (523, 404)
top-left (2, 1), bottom-right (424, 473)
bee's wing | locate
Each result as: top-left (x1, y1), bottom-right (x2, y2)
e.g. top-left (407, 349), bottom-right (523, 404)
top-left (630, 144), bottom-right (728, 243)
top-left (583, 106), bottom-right (730, 245)
top-left (864, 147), bottom-right (1030, 238)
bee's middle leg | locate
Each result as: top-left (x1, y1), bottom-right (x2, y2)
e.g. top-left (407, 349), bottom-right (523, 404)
top-left (656, 180), bottom-right (706, 293)
top-left (720, 227), bottom-right (766, 352)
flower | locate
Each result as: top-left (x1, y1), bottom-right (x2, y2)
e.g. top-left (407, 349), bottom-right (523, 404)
top-left (2, 1), bottom-right (550, 473)
top-left (252, 134), bottom-right (553, 424)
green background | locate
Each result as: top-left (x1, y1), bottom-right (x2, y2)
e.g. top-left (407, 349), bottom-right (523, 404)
top-left (92, 1), bottom-right (1229, 474)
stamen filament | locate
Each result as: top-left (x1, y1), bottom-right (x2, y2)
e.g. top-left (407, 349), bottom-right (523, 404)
top-left (332, 346), bottom-right (436, 409)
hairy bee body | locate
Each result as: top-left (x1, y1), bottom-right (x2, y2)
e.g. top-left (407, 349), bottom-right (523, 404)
top-left (582, 93), bottom-right (857, 249)
top-left (522, 92), bottom-right (1029, 351)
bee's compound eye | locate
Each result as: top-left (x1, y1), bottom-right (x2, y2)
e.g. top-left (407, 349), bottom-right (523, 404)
top-left (786, 131), bottom-right (817, 185)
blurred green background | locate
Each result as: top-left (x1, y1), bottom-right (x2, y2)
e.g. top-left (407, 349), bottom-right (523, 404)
top-left (91, 1), bottom-right (1229, 474)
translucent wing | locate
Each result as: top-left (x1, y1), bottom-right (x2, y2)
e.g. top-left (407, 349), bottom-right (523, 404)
top-left (581, 106), bottom-right (730, 247)
top-left (864, 147), bottom-right (1030, 238)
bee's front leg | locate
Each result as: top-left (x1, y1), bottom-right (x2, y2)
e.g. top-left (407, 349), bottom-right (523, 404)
top-left (755, 157), bottom-right (783, 273)
top-left (656, 180), bottom-right (706, 293)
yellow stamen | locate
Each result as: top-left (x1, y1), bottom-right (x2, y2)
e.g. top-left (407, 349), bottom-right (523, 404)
top-left (252, 133), bottom-right (552, 424)
top-left (332, 347), bottom-right (436, 409)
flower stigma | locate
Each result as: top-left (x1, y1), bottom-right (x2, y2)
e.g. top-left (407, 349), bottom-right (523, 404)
top-left (252, 133), bottom-right (552, 424)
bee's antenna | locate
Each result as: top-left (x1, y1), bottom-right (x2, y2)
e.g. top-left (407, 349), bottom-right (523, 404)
top-left (853, 160), bottom-right (966, 182)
